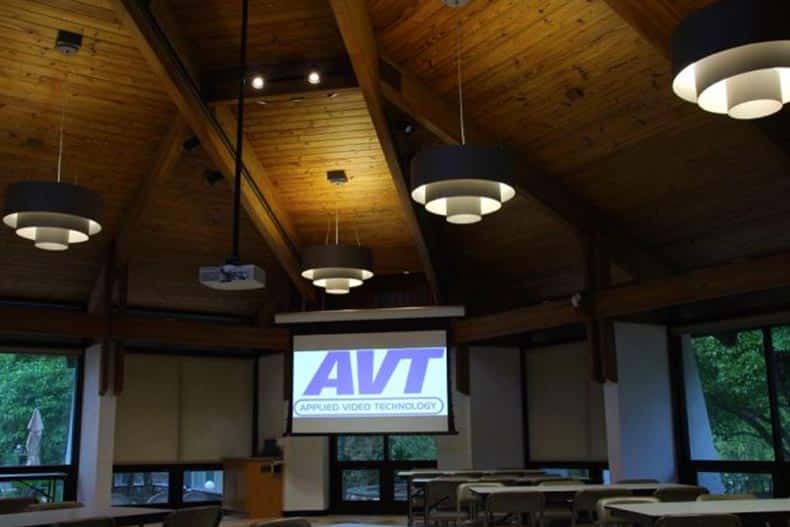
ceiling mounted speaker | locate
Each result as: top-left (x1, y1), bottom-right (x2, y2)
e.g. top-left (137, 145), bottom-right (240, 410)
top-left (672, 0), bottom-right (790, 120)
top-left (442, 0), bottom-right (471, 7)
top-left (3, 181), bottom-right (102, 251)
top-left (411, 145), bottom-right (517, 225)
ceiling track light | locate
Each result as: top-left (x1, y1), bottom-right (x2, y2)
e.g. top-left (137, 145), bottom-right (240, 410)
top-left (672, 0), bottom-right (790, 120)
top-left (3, 30), bottom-right (103, 251)
top-left (410, 14), bottom-right (516, 224)
top-left (250, 74), bottom-right (265, 90)
top-left (307, 70), bottom-right (321, 85)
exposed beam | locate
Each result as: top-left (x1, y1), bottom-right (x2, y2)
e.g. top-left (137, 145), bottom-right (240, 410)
top-left (0, 305), bottom-right (290, 351)
top-left (378, 58), bottom-right (671, 280)
top-left (88, 116), bottom-right (189, 313)
top-left (111, 0), bottom-right (316, 302)
top-left (454, 251), bottom-right (790, 343)
top-left (203, 60), bottom-right (358, 105)
top-left (328, 0), bottom-right (440, 303)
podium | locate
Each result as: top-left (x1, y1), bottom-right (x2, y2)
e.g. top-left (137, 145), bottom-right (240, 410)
top-left (223, 457), bottom-right (284, 519)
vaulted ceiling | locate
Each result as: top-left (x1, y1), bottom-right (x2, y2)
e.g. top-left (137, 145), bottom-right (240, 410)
top-left (1, 0), bottom-right (789, 320)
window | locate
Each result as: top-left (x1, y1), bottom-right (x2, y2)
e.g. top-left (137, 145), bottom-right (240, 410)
top-left (112, 472), bottom-right (169, 506)
top-left (331, 435), bottom-right (437, 513)
top-left (0, 351), bottom-right (81, 502)
top-left (684, 330), bottom-right (773, 461)
top-left (541, 467), bottom-right (591, 479)
top-left (0, 353), bottom-right (78, 467)
top-left (697, 472), bottom-right (773, 497)
top-left (676, 324), bottom-right (790, 497)
top-left (183, 470), bottom-right (223, 503)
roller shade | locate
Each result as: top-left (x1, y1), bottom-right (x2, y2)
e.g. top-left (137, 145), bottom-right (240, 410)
top-left (115, 354), bottom-right (253, 463)
top-left (526, 342), bottom-right (607, 461)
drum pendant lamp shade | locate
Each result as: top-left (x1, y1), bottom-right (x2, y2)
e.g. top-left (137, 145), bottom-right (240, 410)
top-left (3, 181), bottom-right (102, 251)
top-left (301, 244), bottom-right (374, 295)
top-left (672, 0), bottom-right (790, 120)
top-left (411, 145), bottom-right (517, 225)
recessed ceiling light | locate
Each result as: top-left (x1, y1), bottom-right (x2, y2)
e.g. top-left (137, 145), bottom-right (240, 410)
top-left (307, 70), bottom-right (321, 85)
top-left (250, 75), bottom-right (265, 90)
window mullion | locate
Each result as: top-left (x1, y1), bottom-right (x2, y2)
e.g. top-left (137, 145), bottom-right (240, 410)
top-left (763, 328), bottom-right (785, 464)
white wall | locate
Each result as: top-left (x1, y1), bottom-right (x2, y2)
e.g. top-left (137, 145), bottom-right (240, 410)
top-left (526, 342), bottom-right (608, 461)
top-left (469, 347), bottom-right (524, 469)
top-left (78, 345), bottom-right (116, 509)
top-left (605, 322), bottom-right (676, 482)
top-left (437, 347), bottom-right (472, 469)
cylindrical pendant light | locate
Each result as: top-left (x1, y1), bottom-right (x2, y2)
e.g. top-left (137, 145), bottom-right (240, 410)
top-left (301, 244), bottom-right (374, 295)
top-left (672, 0), bottom-right (790, 120)
top-left (3, 181), bottom-right (102, 251)
top-left (410, 6), bottom-right (517, 224)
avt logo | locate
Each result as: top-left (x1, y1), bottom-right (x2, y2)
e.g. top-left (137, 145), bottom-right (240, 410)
top-left (292, 347), bottom-right (448, 418)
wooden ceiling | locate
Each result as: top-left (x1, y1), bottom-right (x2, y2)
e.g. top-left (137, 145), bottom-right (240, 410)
top-left (0, 0), bottom-right (789, 321)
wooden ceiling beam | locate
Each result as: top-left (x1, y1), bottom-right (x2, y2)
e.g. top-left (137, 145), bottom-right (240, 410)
top-left (378, 58), bottom-right (671, 280)
top-left (111, 0), bottom-right (316, 302)
top-left (454, 251), bottom-right (790, 343)
top-left (0, 306), bottom-right (290, 351)
top-left (88, 116), bottom-right (189, 314)
top-left (328, 0), bottom-right (441, 303)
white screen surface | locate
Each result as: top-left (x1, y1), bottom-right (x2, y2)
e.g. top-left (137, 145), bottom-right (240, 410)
top-left (290, 330), bottom-right (449, 434)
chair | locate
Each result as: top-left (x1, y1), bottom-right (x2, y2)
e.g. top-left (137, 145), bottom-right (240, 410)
top-left (696, 493), bottom-right (755, 501)
top-left (457, 482), bottom-right (503, 521)
top-left (162, 506), bottom-right (222, 527)
top-left (0, 497), bottom-right (38, 514)
top-left (27, 501), bottom-right (82, 512)
top-left (425, 478), bottom-right (472, 526)
top-left (597, 496), bottom-right (659, 527)
top-left (655, 515), bottom-right (741, 527)
top-left (654, 486), bottom-right (708, 502)
top-left (538, 479), bottom-right (583, 524)
top-left (54, 519), bottom-right (115, 527)
top-left (571, 489), bottom-right (633, 527)
top-left (616, 479), bottom-right (659, 484)
top-left (485, 490), bottom-right (545, 527)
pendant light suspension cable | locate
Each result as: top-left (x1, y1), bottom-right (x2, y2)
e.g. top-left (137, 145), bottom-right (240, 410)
top-left (57, 80), bottom-right (66, 184)
top-left (230, 0), bottom-right (249, 263)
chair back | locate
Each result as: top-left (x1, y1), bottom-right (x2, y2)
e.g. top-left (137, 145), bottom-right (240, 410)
top-left (573, 488), bottom-right (632, 516)
top-left (425, 478), bottom-right (470, 511)
top-left (654, 486), bottom-right (708, 502)
top-left (538, 478), bottom-right (584, 486)
top-left (54, 519), bottom-right (115, 527)
top-left (479, 475), bottom-right (517, 483)
top-left (597, 497), bottom-right (659, 526)
top-left (486, 490), bottom-right (545, 515)
top-left (162, 506), bottom-right (222, 527)
top-left (696, 493), bottom-right (755, 501)
top-left (252, 519), bottom-right (312, 527)
top-left (27, 501), bottom-right (82, 512)
top-left (0, 497), bottom-right (38, 514)
top-left (617, 479), bottom-right (659, 484)
top-left (655, 514), bottom-right (741, 527)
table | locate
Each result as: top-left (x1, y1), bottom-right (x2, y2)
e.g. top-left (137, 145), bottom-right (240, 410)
top-left (1, 506), bottom-right (172, 527)
top-left (468, 483), bottom-right (699, 497)
top-left (606, 499), bottom-right (790, 526)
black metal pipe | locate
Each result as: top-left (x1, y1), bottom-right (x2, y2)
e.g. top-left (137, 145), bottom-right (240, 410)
top-left (231, 0), bottom-right (249, 262)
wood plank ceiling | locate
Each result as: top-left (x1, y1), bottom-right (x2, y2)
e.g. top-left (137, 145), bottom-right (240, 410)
top-left (2, 0), bottom-right (790, 319)
top-left (368, 0), bottom-right (790, 304)
top-left (0, 0), bottom-right (291, 316)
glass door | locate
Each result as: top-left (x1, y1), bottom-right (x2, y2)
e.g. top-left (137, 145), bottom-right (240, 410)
top-left (331, 435), bottom-right (437, 514)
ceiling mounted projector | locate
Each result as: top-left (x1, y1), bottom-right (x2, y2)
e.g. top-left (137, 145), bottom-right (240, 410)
top-left (199, 263), bottom-right (265, 291)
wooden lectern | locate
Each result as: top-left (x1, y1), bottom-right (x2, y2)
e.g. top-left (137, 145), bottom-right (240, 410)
top-left (223, 457), bottom-right (284, 519)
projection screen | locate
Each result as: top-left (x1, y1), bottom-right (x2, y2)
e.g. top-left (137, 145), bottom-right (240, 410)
top-left (289, 330), bottom-right (450, 434)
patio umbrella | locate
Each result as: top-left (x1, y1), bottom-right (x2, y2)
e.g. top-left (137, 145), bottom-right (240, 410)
top-left (25, 408), bottom-right (44, 466)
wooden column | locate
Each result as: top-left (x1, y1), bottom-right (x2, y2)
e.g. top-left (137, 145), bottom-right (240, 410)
top-left (584, 241), bottom-right (617, 383)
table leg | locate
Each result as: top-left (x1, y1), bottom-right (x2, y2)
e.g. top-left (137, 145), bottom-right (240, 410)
top-left (407, 478), bottom-right (413, 527)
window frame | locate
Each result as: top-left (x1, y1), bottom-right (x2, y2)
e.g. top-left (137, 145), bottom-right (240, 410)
top-left (329, 434), bottom-right (437, 514)
top-left (111, 462), bottom-right (224, 509)
top-left (0, 350), bottom-right (84, 502)
top-left (669, 325), bottom-right (790, 497)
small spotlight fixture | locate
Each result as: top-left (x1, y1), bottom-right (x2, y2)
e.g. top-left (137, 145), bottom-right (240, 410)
top-left (307, 70), bottom-right (321, 85)
top-left (250, 74), bottom-right (265, 90)
top-left (182, 136), bottom-right (201, 153)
